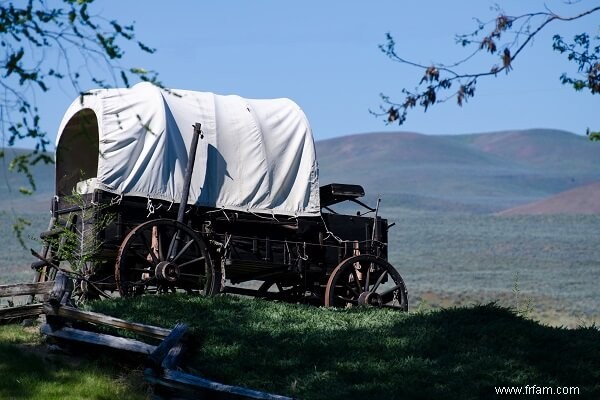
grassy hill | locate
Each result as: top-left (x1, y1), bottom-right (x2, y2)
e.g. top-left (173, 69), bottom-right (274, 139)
top-left (461, 129), bottom-right (599, 170)
top-left (498, 181), bottom-right (600, 215)
top-left (2, 296), bottom-right (599, 399)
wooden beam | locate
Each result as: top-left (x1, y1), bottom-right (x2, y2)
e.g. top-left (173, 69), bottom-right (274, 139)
top-left (42, 304), bottom-right (171, 340)
top-left (48, 272), bottom-right (73, 307)
top-left (0, 281), bottom-right (54, 298)
top-left (161, 342), bottom-right (185, 371)
top-left (41, 323), bottom-right (157, 355)
top-left (0, 303), bottom-right (43, 321)
top-left (144, 368), bottom-right (295, 400)
top-left (147, 323), bottom-right (188, 368)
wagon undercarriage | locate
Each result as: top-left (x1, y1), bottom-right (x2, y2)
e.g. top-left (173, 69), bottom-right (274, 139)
top-left (33, 185), bottom-right (408, 311)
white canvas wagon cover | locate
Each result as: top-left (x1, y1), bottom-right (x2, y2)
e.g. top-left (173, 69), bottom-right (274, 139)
top-left (55, 82), bottom-right (320, 216)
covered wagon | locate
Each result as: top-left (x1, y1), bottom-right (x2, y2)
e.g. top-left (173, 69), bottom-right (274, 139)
top-left (33, 82), bottom-right (408, 309)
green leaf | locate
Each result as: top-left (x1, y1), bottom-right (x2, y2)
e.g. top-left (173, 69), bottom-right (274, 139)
top-left (18, 187), bottom-right (33, 195)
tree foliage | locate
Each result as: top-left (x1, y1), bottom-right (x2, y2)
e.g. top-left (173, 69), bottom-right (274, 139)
top-left (0, 0), bottom-right (160, 194)
top-left (376, 5), bottom-right (600, 140)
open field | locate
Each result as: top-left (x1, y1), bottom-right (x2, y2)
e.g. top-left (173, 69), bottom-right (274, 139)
top-left (0, 212), bottom-right (49, 287)
top-left (2, 208), bottom-right (598, 327)
top-left (386, 209), bottom-right (600, 326)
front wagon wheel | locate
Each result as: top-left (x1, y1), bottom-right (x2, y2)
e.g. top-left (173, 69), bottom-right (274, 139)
top-left (324, 255), bottom-right (408, 311)
top-left (115, 219), bottom-right (220, 297)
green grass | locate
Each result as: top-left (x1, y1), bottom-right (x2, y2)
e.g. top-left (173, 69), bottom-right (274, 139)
top-left (1, 295), bottom-right (599, 399)
top-left (0, 324), bottom-right (147, 400)
top-left (88, 294), bottom-right (600, 400)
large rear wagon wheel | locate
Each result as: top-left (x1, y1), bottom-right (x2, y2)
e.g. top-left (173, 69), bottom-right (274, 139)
top-left (116, 219), bottom-right (220, 297)
top-left (325, 255), bottom-right (408, 311)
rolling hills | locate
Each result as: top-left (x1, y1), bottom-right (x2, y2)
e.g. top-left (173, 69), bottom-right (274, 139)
top-left (2, 128), bottom-right (598, 215)
top-left (316, 128), bottom-right (600, 213)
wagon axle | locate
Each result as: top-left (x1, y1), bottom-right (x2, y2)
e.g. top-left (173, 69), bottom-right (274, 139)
top-left (155, 261), bottom-right (180, 282)
top-left (357, 291), bottom-right (383, 307)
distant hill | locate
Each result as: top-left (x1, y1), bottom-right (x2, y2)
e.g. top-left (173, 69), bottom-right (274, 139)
top-left (462, 129), bottom-right (598, 170)
top-left (497, 181), bottom-right (600, 215)
top-left (0, 148), bottom-right (54, 214)
top-left (1, 128), bottom-right (599, 216)
top-left (316, 128), bottom-right (600, 213)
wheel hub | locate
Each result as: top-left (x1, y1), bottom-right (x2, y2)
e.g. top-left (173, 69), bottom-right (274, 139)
top-left (155, 261), bottom-right (180, 282)
top-left (357, 291), bottom-right (383, 307)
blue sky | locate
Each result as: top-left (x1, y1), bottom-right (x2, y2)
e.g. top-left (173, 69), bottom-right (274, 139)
top-left (28, 1), bottom-right (600, 146)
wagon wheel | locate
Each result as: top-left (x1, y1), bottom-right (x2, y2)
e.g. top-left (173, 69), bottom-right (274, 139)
top-left (116, 219), bottom-right (219, 297)
top-left (324, 254), bottom-right (408, 310)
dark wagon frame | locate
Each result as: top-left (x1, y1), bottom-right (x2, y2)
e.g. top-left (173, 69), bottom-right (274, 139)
top-left (33, 94), bottom-right (408, 311)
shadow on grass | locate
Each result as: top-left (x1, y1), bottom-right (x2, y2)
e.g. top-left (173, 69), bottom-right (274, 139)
top-left (91, 295), bottom-right (600, 400)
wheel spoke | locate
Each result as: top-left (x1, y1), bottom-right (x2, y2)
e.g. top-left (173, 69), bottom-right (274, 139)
top-left (336, 295), bottom-right (358, 304)
top-left (157, 229), bottom-right (165, 261)
top-left (350, 269), bottom-right (362, 294)
top-left (379, 283), bottom-right (405, 303)
top-left (372, 270), bottom-right (388, 292)
top-left (364, 262), bottom-right (372, 291)
top-left (129, 277), bottom-right (156, 286)
top-left (167, 229), bottom-right (181, 260)
top-left (178, 272), bottom-right (205, 278)
top-left (171, 239), bottom-right (195, 263)
top-left (344, 283), bottom-right (360, 298)
top-left (128, 268), bottom-right (154, 274)
top-left (131, 249), bottom-right (156, 268)
top-left (139, 233), bottom-right (159, 265)
top-left (177, 256), bottom-right (205, 269)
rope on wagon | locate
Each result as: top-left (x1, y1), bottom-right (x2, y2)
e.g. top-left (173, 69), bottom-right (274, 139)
top-left (297, 242), bottom-right (308, 261)
top-left (246, 209), bottom-right (280, 222)
top-left (205, 207), bottom-right (231, 222)
top-left (146, 198), bottom-right (163, 218)
top-left (109, 194), bottom-right (123, 206)
top-left (146, 196), bottom-right (156, 218)
top-left (319, 215), bottom-right (343, 243)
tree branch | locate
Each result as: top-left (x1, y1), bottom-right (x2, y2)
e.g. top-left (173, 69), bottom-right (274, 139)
top-left (376, 5), bottom-right (600, 130)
